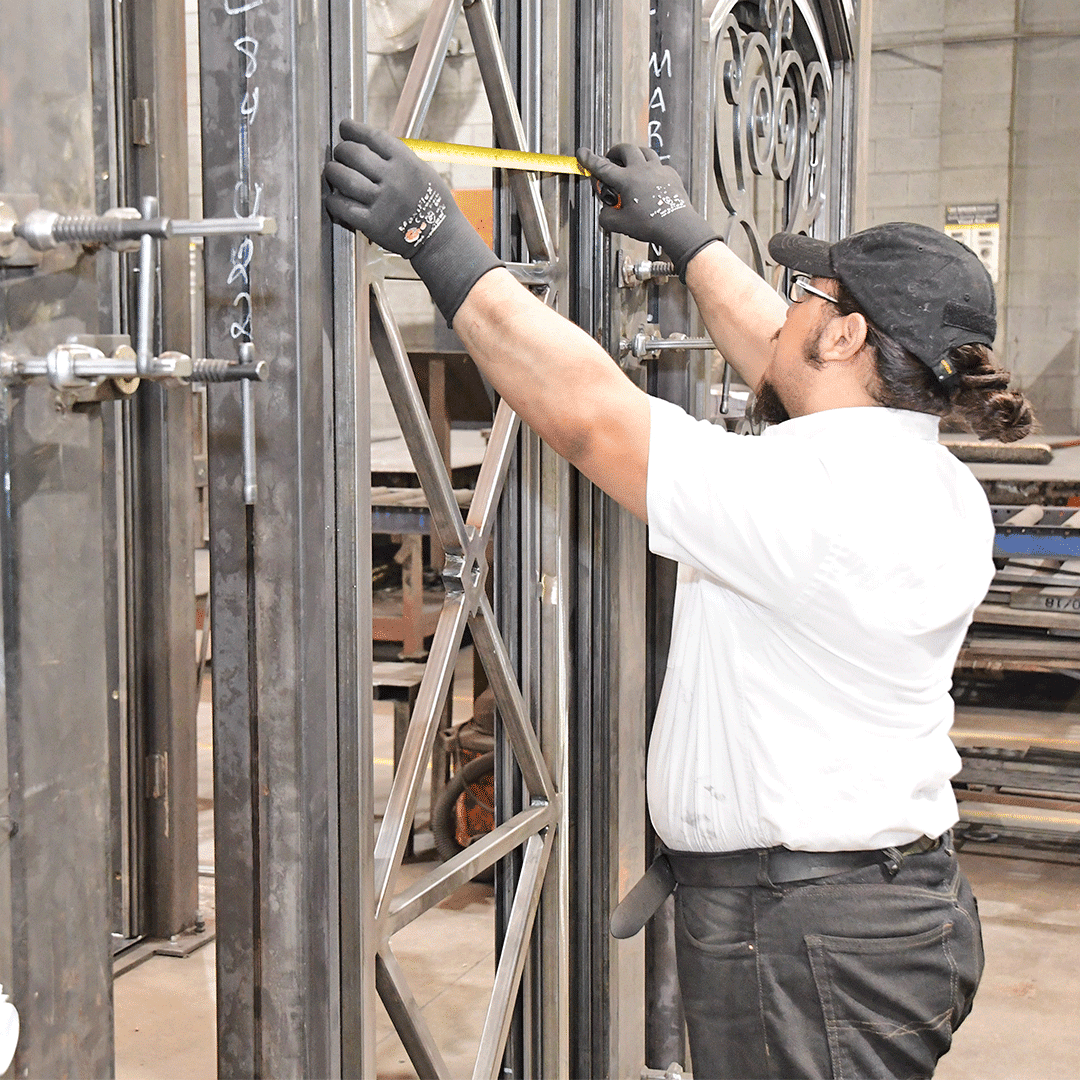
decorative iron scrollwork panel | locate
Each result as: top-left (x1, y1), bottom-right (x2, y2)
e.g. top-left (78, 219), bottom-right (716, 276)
top-left (709, 0), bottom-right (834, 273)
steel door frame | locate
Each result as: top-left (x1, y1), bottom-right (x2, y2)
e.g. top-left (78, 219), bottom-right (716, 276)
top-left (200, 1), bottom-right (859, 1077)
top-left (199, 0), bottom-right (371, 1075)
top-left (200, 0), bottom-right (653, 1075)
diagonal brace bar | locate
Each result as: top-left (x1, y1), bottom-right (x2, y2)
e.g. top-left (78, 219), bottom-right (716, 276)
top-left (377, 947), bottom-right (453, 1080)
top-left (390, 0), bottom-right (463, 139)
top-left (469, 593), bottom-right (555, 802)
top-left (472, 831), bottom-right (554, 1080)
top-left (464, 0), bottom-right (555, 260)
top-left (382, 801), bottom-right (556, 941)
top-left (374, 593), bottom-right (470, 918)
top-left (466, 398), bottom-right (520, 546)
top-left (370, 282), bottom-right (469, 556)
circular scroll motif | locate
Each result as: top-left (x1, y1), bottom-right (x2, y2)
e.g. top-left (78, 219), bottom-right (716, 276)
top-left (711, 0), bottom-right (831, 272)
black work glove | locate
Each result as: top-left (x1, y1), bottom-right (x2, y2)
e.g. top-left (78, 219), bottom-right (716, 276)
top-left (324, 120), bottom-right (503, 326)
top-left (576, 144), bottom-right (719, 281)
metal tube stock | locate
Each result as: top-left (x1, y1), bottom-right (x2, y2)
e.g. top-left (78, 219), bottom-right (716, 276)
top-left (15, 210), bottom-right (275, 250)
top-left (470, 594), bottom-right (555, 802)
top-left (376, 950), bottom-right (452, 1080)
top-left (383, 259), bottom-right (555, 285)
top-left (369, 283), bottom-right (469, 555)
top-left (373, 595), bottom-right (470, 918)
top-left (136, 232), bottom-right (154, 375)
top-left (0, 354), bottom-right (45, 379)
top-left (241, 377), bottom-right (257, 505)
top-left (389, 0), bottom-right (461, 139)
top-left (46, 214), bottom-right (170, 245)
top-left (466, 398), bottom-right (520, 545)
top-left (645, 337), bottom-right (714, 352)
top-left (507, 261), bottom-right (556, 285)
top-left (170, 216), bottom-right (276, 237)
top-left (135, 196), bottom-right (159, 377)
top-left (465, 0), bottom-right (554, 259)
top-left (623, 332), bottom-right (718, 361)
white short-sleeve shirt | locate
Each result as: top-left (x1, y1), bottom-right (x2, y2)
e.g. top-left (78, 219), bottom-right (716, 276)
top-left (645, 398), bottom-right (995, 853)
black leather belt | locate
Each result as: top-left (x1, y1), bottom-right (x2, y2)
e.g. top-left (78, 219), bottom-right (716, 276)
top-left (610, 834), bottom-right (945, 940)
top-left (666, 833), bottom-right (941, 888)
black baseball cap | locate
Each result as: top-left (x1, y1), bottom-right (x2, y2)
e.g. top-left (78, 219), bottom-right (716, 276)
top-left (768, 222), bottom-right (997, 385)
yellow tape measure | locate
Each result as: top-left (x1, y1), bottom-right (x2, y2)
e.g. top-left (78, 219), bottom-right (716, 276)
top-left (403, 138), bottom-right (589, 177)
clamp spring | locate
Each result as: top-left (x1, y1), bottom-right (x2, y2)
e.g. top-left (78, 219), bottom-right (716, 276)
top-left (189, 358), bottom-right (268, 383)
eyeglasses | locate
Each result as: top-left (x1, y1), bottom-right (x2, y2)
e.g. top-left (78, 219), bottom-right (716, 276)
top-left (787, 275), bottom-right (839, 306)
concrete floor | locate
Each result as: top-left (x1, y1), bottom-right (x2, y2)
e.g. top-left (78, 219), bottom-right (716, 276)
top-left (116, 650), bottom-right (499, 1080)
top-left (114, 872), bottom-right (496, 1080)
top-left (935, 851), bottom-right (1080, 1080)
top-left (114, 657), bottom-right (1080, 1079)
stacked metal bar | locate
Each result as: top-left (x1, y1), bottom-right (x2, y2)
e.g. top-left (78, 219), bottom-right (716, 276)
top-left (953, 505), bottom-right (1080, 859)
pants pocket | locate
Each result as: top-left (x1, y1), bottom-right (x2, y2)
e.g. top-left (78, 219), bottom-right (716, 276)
top-left (675, 890), bottom-right (768, 1080)
top-left (806, 922), bottom-right (957, 1080)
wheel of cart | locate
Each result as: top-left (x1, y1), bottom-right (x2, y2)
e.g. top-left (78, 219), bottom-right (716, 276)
top-left (433, 689), bottom-right (496, 883)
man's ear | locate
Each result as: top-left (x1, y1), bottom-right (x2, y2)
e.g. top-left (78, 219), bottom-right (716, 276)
top-left (819, 311), bottom-right (868, 363)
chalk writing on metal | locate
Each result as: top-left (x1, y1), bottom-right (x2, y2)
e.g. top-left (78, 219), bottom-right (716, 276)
top-left (224, 3), bottom-right (263, 343)
top-left (225, 0), bottom-right (264, 15)
top-left (235, 35), bottom-right (259, 77)
top-left (648, 39), bottom-right (675, 260)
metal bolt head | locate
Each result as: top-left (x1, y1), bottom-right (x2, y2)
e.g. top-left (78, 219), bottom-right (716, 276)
top-left (17, 208), bottom-right (61, 251)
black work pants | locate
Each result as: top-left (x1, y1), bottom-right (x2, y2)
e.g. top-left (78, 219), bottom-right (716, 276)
top-left (673, 840), bottom-right (983, 1080)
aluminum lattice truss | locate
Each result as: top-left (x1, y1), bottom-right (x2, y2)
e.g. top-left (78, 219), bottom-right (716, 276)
top-left (367, 2), bottom-right (561, 1076)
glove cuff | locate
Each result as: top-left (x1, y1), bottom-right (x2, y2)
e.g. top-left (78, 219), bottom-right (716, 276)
top-left (666, 217), bottom-right (722, 283)
top-left (411, 214), bottom-right (504, 327)
top-left (675, 235), bottom-right (721, 283)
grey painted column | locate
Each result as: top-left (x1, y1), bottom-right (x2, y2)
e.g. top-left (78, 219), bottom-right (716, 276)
top-left (0, 1), bottom-right (117, 1074)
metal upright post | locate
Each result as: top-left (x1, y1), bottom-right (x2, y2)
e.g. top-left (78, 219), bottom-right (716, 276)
top-left (199, 0), bottom-right (368, 1074)
top-left (329, 2), bottom-right (376, 1075)
top-left (643, 2), bottom-right (704, 1069)
top-left (121, 0), bottom-right (200, 945)
top-left (562, 3), bottom-right (655, 1078)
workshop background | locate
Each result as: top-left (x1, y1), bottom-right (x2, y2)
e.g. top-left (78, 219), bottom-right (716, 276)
top-left (1, 0), bottom-right (1077, 1077)
top-left (163, 1), bottom-right (1080, 1074)
top-left (863, 0), bottom-right (1080, 434)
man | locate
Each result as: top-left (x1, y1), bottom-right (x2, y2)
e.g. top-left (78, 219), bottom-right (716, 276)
top-left (325, 123), bottom-right (1033, 1079)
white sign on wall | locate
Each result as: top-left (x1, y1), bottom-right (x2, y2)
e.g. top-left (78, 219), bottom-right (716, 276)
top-left (945, 203), bottom-right (1000, 283)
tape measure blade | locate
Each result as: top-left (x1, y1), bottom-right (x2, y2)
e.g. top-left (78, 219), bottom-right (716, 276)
top-left (403, 138), bottom-right (588, 177)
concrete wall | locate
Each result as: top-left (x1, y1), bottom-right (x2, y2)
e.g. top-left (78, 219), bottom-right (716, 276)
top-left (864, 0), bottom-right (1080, 433)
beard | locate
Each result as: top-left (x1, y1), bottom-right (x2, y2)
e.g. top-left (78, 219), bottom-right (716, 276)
top-left (750, 378), bottom-right (791, 426)
top-left (750, 324), bottom-right (828, 427)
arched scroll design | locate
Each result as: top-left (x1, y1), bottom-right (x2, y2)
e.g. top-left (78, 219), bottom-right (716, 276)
top-left (710, 0), bottom-right (832, 273)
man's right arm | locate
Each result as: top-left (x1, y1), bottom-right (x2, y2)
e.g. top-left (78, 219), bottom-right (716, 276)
top-left (683, 241), bottom-right (788, 394)
top-left (577, 144), bottom-right (787, 393)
